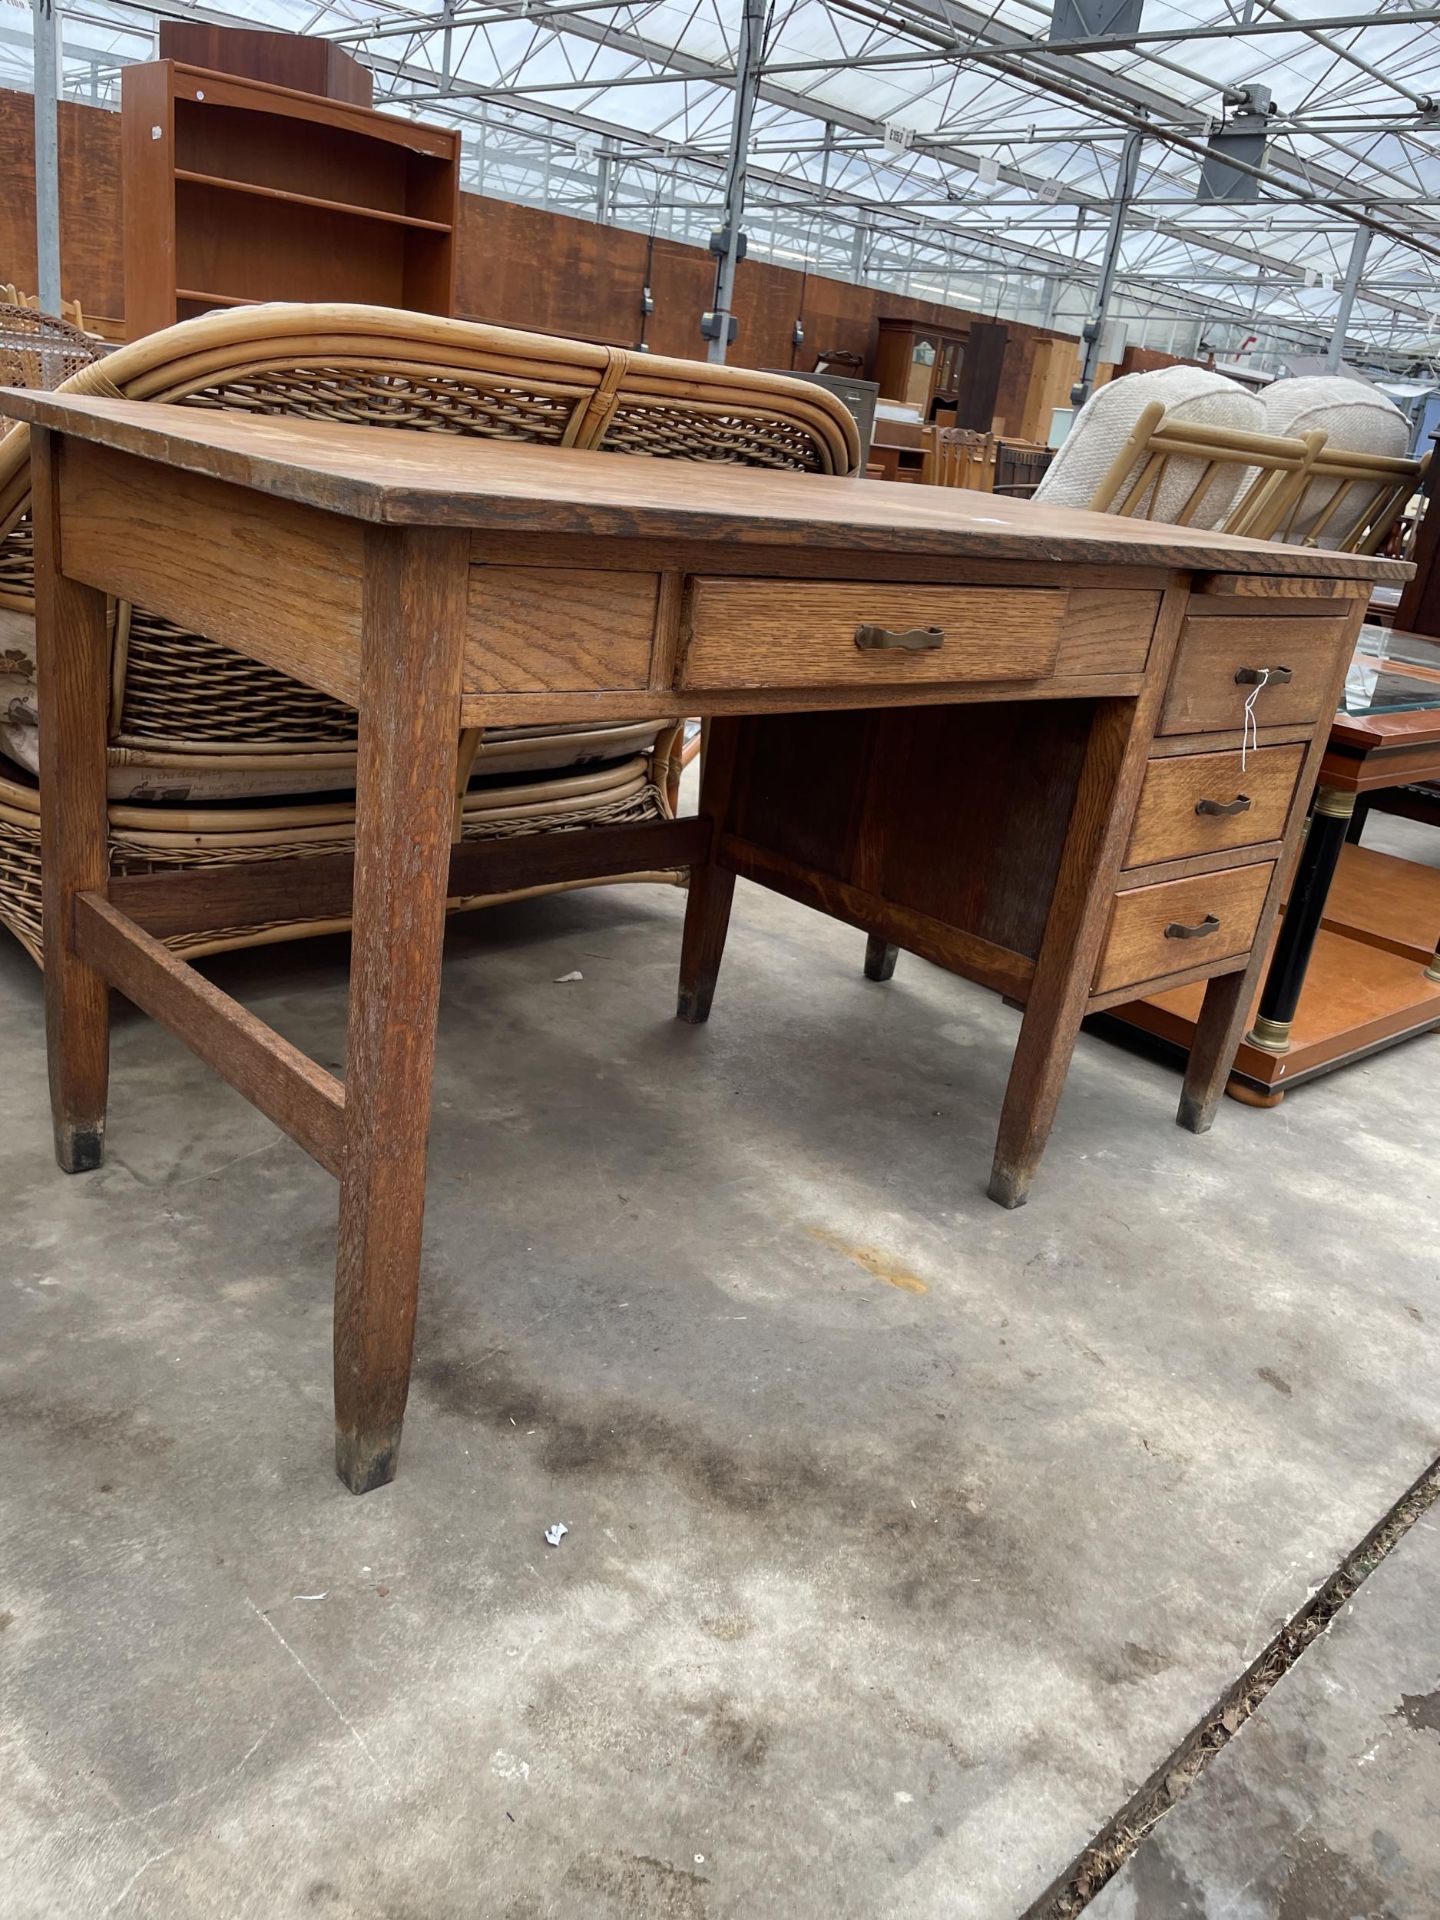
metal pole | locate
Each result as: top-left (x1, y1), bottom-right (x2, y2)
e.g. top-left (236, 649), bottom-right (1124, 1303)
top-left (706, 0), bottom-right (767, 365)
top-left (1325, 226), bottom-right (1371, 373)
top-left (32, 0), bottom-right (62, 317)
top-left (1074, 128), bottom-right (1141, 407)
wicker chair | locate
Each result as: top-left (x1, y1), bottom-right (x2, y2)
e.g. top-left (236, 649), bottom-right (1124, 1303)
top-left (0, 303), bottom-right (859, 962)
top-left (0, 299), bottom-right (101, 393)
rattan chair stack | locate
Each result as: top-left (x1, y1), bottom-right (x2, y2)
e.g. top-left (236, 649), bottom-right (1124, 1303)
top-left (0, 303), bottom-right (860, 962)
top-left (0, 299), bottom-right (101, 397)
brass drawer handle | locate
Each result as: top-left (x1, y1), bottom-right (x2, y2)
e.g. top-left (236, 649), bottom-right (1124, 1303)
top-left (854, 623), bottom-right (945, 652)
top-left (1195, 794), bottom-right (1252, 817)
top-left (1234, 665), bottom-right (1293, 686)
top-left (1165, 914), bottom-right (1221, 940)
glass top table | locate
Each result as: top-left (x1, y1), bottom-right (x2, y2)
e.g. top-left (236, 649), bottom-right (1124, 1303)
top-left (1345, 623), bottom-right (1440, 717)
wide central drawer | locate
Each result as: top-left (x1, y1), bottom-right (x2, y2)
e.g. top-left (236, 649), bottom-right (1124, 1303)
top-left (676, 580), bottom-right (1064, 690)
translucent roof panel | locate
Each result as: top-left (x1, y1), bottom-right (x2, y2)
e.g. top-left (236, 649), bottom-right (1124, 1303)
top-left (10, 0), bottom-right (1440, 363)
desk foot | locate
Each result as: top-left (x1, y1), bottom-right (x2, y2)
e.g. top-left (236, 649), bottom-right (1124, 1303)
top-left (986, 1165), bottom-right (1031, 1210)
top-left (677, 983), bottom-right (717, 1024)
top-left (863, 936), bottom-right (898, 982)
top-left (55, 1121), bottom-right (105, 1175)
top-left (335, 1425), bottom-right (401, 1495)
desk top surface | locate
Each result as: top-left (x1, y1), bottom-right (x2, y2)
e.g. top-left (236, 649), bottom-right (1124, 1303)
top-left (3, 389), bottom-right (1409, 583)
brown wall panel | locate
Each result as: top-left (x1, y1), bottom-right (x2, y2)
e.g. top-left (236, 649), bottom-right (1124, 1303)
top-left (0, 88), bottom-right (124, 327)
top-left (0, 85), bottom-right (1078, 429)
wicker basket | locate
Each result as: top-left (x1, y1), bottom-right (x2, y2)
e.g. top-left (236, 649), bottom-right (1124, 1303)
top-left (0, 751), bottom-right (679, 966)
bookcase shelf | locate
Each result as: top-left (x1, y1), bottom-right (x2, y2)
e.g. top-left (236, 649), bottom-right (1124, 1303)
top-left (173, 170), bottom-right (454, 233)
top-left (122, 60), bottom-right (460, 338)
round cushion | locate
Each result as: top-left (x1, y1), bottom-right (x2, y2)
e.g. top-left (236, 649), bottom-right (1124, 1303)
top-left (1260, 376), bottom-right (1410, 548)
top-left (1034, 366), bottom-right (1265, 528)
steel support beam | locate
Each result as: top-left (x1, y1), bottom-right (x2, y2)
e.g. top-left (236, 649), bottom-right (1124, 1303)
top-left (1326, 227), bottom-right (1373, 373)
top-left (706, 0), bottom-right (766, 364)
top-left (1075, 128), bottom-right (1141, 405)
top-left (31, 0), bottom-right (61, 316)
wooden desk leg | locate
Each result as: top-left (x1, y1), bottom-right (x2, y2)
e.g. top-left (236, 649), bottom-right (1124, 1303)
top-left (987, 694), bottom-right (1164, 1210)
top-left (333, 526), bottom-right (468, 1495)
top-left (33, 428), bottom-right (110, 1174)
top-left (677, 718), bottom-right (740, 1024)
top-left (864, 936), bottom-right (899, 982)
top-left (1177, 968), bottom-right (1255, 1132)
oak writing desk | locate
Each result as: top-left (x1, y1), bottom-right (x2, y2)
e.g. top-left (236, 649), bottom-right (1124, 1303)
top-left (8, 390), bottom-right (1403, 1491)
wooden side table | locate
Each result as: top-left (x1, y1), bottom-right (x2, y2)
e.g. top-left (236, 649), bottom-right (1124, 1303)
top-left (8, 389), bottom-right (1397, 1488)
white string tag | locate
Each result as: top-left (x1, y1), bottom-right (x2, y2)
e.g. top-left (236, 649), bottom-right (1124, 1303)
top-left (1240, 668), bottom-right (1270, 773)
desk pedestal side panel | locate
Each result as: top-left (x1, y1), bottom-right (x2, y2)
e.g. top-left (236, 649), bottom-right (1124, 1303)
top-left (719, 702), bottom-right (1096, 1001)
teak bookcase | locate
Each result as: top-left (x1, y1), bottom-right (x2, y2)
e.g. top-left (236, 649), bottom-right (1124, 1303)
top-left (121, 61), bottom-right (460, 338)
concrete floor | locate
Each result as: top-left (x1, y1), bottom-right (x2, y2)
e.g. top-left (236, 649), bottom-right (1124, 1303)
top-left (1090, 1506), bottom-right (1440, 1920)
top-left (3, 807), bottom-right (1438, 1920)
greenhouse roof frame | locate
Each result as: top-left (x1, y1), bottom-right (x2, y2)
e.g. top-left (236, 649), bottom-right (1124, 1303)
top-left (9, 0), bottom-right (1440, 364)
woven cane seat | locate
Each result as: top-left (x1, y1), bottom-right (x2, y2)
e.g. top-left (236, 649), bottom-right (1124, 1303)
top-left (0, 304), bottom-right (857, 769)
top-left (0, 749), bottom-right (668, 965)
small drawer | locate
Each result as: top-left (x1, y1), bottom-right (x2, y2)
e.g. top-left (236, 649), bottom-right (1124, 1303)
top-left (465, 567), bottom-right (657, 692)
top-left (676, 579), bottom-right (1063, 690)
top-left (1160, 615), bottom-right (1348, 734)
top-left (1124, 744), bottom-right (1305, 869)
top-left (1094, 863), bottom-right (1274, 995)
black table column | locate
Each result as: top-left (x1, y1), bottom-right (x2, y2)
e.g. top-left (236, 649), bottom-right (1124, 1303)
top-left (1248, 784), bottom-right (1355, 1054)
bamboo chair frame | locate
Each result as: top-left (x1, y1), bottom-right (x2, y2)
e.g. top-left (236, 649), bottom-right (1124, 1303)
top-left (1087, 400), bottom-right (1326, 539)
top-left (1269, 444), bottom-right (1429, 555)
top-left (0, 302), bottom-right (859, 962)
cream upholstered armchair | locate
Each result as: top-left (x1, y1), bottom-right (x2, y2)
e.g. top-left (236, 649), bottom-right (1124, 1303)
top-left (0, 304), bottom-right (859, 961)
top-left (1033, 365), bottom-right (1268, 529)
top-left (1260, 375), bottom-right (1418, 552)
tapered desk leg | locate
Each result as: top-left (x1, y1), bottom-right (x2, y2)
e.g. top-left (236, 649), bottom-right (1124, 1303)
top-left (677, 718), bottom-right (741, 1025)
top-left (33, 428), bottom-right (110, 1173)
top-left (989, 681), bottom-right (1175, 1210)
top-left (334, 526), bottom-right (468, 1495)
top-left (1177, 968), bottom-right (1253, 1131)
top-left (1178, 787), bottom-right (1358, 1133)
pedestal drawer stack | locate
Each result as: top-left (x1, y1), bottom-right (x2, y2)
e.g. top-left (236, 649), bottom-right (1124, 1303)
top-left (1091, 587), bottom-right (1365, 1005)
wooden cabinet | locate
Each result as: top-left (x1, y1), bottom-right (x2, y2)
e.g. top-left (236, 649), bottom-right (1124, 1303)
top-left (871, 316), bottom-right (1009, 429)
top-left (156, 24), bottom-right (375, 104)
top-left (873, 317), bottom-right (966, 412)
top-left (121, 61), bottom-right (460, 338)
